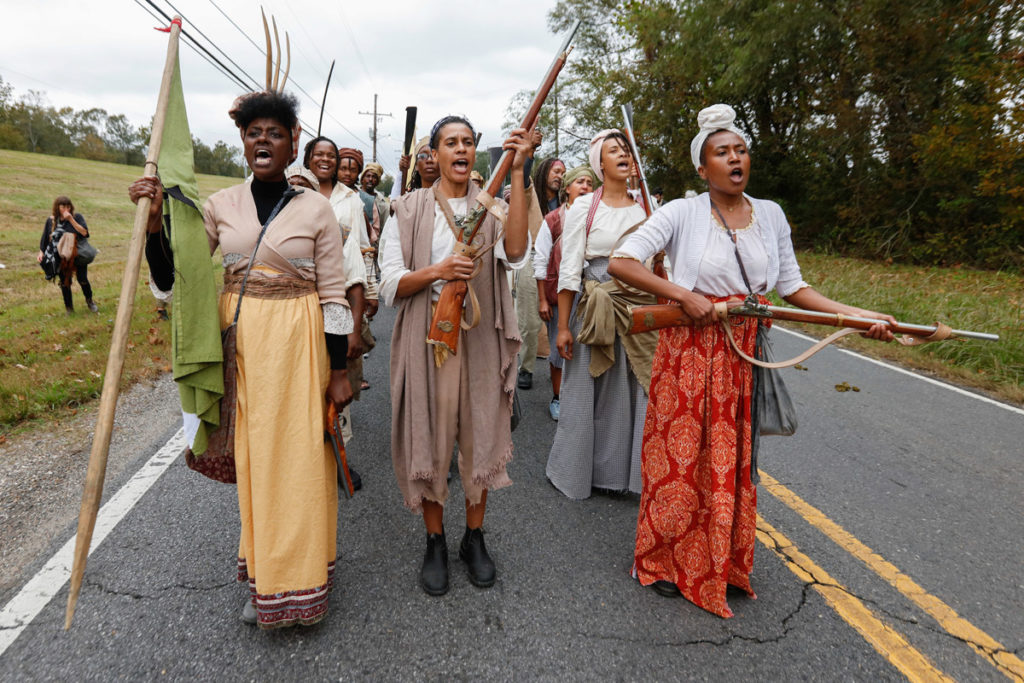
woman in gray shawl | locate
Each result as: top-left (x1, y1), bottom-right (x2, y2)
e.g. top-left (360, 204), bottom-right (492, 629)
top-left (377, 116), bottom-right (534, 596)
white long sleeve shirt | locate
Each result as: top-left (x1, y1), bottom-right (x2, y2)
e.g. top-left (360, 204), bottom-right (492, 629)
top-left (557, 193), bottom-right (647, 293)
top-left (613, 192), bottom-right (808, 297)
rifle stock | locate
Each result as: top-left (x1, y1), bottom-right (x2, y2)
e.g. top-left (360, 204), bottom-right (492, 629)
top-left (425, 20), bottom-right (581, 358)
top-left (627, 302), bottom-right (998, 342)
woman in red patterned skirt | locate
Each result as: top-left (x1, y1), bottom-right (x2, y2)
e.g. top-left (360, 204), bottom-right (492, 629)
top-left (607, 104), bottom-right (894, 618)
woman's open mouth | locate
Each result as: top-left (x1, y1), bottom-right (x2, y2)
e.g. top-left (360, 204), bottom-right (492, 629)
top-left (452, 159), bottom-right (469, 173)
top-left (729, 167), bottom-right (744, 183)
top-left (253, 148), bottom-right (273, 167)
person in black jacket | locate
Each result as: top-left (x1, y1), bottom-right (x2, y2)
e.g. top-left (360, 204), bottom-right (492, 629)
top-left (37, 195), bottom-right (97, 314)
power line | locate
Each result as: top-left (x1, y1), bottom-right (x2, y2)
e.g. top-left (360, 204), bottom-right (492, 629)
top-left (331, 4), bottom-right (376, 89)
top-left (140, 0), bottom-right (251, 90)
top-left (133, 0), bottom-right (247, 91)
top-left (163, 0), bottom-right (261, 90)
top-left (139, 0), bottom-right (388, 173)
top-left (133, 0), bottom-right (320, 139)
top-left (204, 0), bottom-right (372, 151)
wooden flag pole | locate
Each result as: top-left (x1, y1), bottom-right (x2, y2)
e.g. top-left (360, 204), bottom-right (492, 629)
top-left (64, 16), bottom-right (183, 630)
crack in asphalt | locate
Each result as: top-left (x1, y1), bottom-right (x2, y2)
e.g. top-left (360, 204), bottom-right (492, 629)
top-left (83, 578), bottom-right (235, 600)
top-left (758, 524), bottom-right (1022, 677)
top-left (574, 582), bottom-right (814, 648)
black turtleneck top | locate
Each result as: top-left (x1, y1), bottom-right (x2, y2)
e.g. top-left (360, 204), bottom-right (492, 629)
top-left (144, 177), bottom-right (347, 369)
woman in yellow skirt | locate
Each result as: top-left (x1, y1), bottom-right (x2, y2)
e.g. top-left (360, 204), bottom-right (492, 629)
top-left (130, 90), bottom-right (353, 628)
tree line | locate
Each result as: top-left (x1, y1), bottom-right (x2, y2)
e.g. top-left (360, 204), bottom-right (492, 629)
top-left (0, 76), bottom-right (245, 177)
top-left (530, 0), bottom-right (1023, 270)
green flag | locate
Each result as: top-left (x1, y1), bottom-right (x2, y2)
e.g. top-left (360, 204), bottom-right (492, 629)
top-left (157, 56), bottom-right (223, 455)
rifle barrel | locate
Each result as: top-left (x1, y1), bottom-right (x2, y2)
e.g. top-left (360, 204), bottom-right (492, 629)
top-left (483, 19), bottom-right (581, 200)
top-left (621, 103), bottom-right (652, 216)
top-left (759, 305), bottom-right (999, 341)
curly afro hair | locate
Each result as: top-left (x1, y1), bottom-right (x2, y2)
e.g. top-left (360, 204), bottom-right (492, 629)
top-left (229, 90), bottom-right (299, 133)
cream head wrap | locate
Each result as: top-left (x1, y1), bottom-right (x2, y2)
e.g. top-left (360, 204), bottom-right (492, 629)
top-left (689, 104), bottom-right (748, 171)
top-left (362, 162), bottom-right (384, 179)
top-left (588, 129), bottom-right (619, 182)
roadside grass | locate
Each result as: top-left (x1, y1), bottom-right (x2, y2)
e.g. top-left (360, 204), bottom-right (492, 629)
top-left (771, 252), bottom-right (1024, 405)
top-left (0, 149), bottom-right (236, 436)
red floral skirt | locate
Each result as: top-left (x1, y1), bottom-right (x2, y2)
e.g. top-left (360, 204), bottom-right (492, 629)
top-left (632, 297), bottom-right (759, 618)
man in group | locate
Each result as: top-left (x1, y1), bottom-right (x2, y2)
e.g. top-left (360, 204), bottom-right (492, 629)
top-left (516, 157), bottom-right (564, 390)
top-left (360, 161), bottom-right (390, 237)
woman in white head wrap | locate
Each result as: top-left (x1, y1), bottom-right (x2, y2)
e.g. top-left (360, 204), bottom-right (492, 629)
top-left (608, 104), bottom-right (896, 618)
top-left (544, 128), bottom-right (660, 501)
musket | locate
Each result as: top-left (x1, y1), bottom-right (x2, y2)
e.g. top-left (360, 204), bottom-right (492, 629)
top-left (621, 104), bottom-right (654, 216)
top-left (326, 402), bottom-right (354, 498)
top-left (401, 106), bottom-right (417, 194)
top-left (620, 103), bottom-right (668, 291)
top-left (626, 298), bottom-right (999, 342)
top-left (426, 19), bottom-right (582, 359)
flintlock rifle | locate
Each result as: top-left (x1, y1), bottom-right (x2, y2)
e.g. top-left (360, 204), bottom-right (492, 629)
top-left (426, 19), bottom-right (582, 357)
top-left (627, 297), bottom-right (999, 342)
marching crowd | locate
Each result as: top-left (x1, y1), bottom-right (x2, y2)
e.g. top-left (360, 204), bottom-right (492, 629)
top-left (127, 88), bottom-right (895, 630)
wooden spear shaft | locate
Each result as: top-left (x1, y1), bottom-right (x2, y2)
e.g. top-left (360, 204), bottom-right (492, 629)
top-left (64, 17), bottom-right (183, 630)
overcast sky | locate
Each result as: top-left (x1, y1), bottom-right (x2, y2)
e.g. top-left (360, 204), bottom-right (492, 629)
top-left (0, 0), bottom-right (569, 178)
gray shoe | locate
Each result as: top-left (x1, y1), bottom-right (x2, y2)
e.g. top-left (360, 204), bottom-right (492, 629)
top-left (86, 299), bottom-right (98, 313)
top-left (241, 600), bottom-right (257, 624)
top-left (548, 398), bottom-right (560, 421)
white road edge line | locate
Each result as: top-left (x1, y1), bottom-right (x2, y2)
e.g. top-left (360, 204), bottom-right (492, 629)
top-left (775, 326), bottom-right (1024, 416)
top-left (0, 428), bottom-right (185, 658)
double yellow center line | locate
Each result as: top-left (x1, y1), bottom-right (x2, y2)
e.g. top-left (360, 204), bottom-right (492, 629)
top-left (757, 471), bottom-right (1024, 682)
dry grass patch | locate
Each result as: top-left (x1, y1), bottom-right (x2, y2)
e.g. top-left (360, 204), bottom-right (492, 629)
top-left (774, 252), bottom-right (1023, 405)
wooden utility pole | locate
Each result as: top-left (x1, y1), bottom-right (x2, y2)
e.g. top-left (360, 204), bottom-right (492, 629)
top-left (358, 93), bottom-right (392, 162)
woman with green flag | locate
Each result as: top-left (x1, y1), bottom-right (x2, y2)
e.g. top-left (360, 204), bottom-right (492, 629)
top-left (129, 90), bottom-right (353, 629)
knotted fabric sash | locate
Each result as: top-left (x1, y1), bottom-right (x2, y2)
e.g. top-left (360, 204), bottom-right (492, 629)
top-left (223, 272), bottom-right (316, 300)
top-left (575, 278), bottom-right (659, 393)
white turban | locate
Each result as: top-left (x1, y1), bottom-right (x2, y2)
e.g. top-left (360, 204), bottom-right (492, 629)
top-left (689, 104), bottom-right (747, 171)
top-left (589, 128), bottom-right (619, 182)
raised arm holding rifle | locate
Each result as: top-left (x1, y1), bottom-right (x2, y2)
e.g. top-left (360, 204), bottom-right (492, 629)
top-left (607, 104), bottom-right (895, 620)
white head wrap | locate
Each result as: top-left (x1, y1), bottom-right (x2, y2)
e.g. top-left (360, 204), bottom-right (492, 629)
top-left (689, 104), bottom-right (747, 171)
top-left (588, 128), bottom-right (619, 182)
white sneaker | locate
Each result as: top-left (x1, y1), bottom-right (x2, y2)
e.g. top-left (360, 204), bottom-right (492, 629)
top-left (548, 398), bottom-right (560, 421)
top-left (241, 600), bottom-right (257, 624)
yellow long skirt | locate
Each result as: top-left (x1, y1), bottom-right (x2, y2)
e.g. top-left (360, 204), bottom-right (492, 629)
top-left (220, 286), bottom-right (338, 629)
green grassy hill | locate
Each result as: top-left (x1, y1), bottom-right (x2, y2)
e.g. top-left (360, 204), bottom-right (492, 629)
top-left (0, 149), bottom-right (237, 433)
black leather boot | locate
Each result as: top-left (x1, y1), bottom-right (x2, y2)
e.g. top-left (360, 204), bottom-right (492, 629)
top-left (459, 526), bottom-right (496, 588)
top-left (420, 530), bottom-right (448, 596)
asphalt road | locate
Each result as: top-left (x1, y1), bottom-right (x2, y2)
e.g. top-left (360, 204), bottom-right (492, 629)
top-left (1, 305), bottom-right (1021, 681)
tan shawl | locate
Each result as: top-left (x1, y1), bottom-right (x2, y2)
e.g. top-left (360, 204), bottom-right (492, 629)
top-left (575, 280), bottom-right (659, 393)
top-left (389, 184), bottom-right (521, 510)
